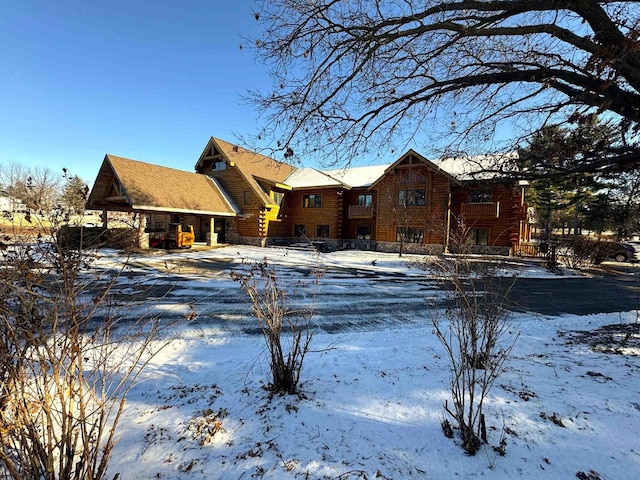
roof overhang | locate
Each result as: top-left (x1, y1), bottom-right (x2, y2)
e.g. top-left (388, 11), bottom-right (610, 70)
top-left (132, 205), bottom-right (236, 216)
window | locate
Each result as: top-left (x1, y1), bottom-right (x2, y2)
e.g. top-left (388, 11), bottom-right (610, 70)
top-left (468, 228), bottom-right (489, 245)
top-left (243, 190), bottom-right (251, 205)
top-left (469, 189), bottom-right (492, 203)
top-left (294, 224), bottom-right (306, 236)
top-left (316, 224), bottom-right (330, 237)
top-left (356, 225), bottom-right (372, 240)
top-left (396, 227), bottom-right (425, 243)
top-left (357, 194), bottom-right (373, 206)
top-left (398, 189), bottom-right (426, 206)
top-left (272, 191), bottom-right (284, 206)
top-left (303, 194), bottom-right (322, 208)
top-left (398, 171), bottom-right (427, 185)
top-left (212, 161), bottom-right (226, 171)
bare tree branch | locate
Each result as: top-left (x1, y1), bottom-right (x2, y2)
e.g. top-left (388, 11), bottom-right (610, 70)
top-left (248, 0), bottom-right (640, 171)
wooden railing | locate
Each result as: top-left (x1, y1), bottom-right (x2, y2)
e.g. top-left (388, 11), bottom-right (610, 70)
top-left (514, 243), bottom-right (540, 257)
top-left (515, 242), bottom-right (555, 260)
top-left (349, 205), bottom-right (373, 218)
top-left (461, 201), bottom-right (500, 217)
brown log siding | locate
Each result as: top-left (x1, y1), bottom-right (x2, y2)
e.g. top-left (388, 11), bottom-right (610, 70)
top-left (278, 188), bottom-right (344, 239)
top-left (342, 189), bottom-right (376, 240)
top-left (450, 183), bottom-right (525, 247)
top-left (373, 167), bottom-right (451, 244)
top-left (200, 164), bottom-right (265, 237)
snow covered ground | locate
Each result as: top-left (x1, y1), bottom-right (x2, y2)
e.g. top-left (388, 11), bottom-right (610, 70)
top-left (96, 246), bottom-right (639, 479)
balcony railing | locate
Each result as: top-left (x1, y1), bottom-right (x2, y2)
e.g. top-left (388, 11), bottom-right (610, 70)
top-left (349, 205), bottom-right (373, 219)
top-left (461, 201), bottom-right (500, 218)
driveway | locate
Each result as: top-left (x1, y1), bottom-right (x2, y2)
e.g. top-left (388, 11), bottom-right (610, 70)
top-left (93, 250), bottom-right (640, 333)
top-left (508, 262), bottom-right (640, 316)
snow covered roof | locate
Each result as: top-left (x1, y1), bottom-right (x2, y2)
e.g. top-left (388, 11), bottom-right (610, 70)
top-left (284, 164), bottom-right (391, 189)
top-left (284, 168), bottom-right (345, 189)
top-left (323, 164), bottom-right (391, 188)
top-left (435, 152), bottom-right (519, 181)
top-left (283, 153), bottom-right (522, 189)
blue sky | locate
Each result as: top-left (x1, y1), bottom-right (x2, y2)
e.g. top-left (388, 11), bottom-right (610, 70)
top-left (0, 1), bottom-right (272, 186)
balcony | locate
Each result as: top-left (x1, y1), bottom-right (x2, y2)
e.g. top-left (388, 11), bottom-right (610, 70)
top-left (461, 201), bottom-right (500, 218)
top-left (349, 204), bottom-right (373, 219)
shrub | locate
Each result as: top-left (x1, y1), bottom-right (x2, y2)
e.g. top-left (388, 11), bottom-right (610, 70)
top-left (422, 222), bottom-right (518, 455)
top-left (557, 236), bottom-right (620, 269)
top-left (232, 258), bottom-right (321, 395)
top-left (0, 208), bottom-right (160, 479)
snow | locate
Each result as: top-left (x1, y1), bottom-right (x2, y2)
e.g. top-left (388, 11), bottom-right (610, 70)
top-left (282, 167), bottom-right (343, 188)
top-left (283, 164), bottom-right (390, 188)
top-left (322, 164), bottom-right (390, 188)
top-left (435, 153), bottom-right (520, 181)
top-left (92, 246), bottom-right (640, 479)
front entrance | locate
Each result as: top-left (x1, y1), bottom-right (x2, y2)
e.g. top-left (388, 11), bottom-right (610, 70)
top-left (215, 218), bottom-right (226, 243)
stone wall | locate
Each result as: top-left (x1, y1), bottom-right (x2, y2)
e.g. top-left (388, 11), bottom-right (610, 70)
top-left (375, 242), bottom-right (445, 255)
top-left (235, 236), bottom-right (511, 256)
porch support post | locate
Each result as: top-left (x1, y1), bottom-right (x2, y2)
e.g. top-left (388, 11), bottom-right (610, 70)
top-left (207, 217), bottom-right (217, 246)
top-left (137, 213), bottom-right (149, 249)
top-left (444, 192), bottom-right (452, 253)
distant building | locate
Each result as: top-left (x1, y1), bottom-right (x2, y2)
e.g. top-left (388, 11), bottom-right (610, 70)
top-left (0, 191), bottom-right (27, 213)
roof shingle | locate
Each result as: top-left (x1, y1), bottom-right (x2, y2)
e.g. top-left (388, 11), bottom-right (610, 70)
top-left (87, 155), bottom-right (237, 215)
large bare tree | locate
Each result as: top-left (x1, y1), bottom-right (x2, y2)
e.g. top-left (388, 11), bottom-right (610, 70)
top-left (0, 162), bottom-right (62, 211)
top-left (249, 0), bottom-right (640, 173)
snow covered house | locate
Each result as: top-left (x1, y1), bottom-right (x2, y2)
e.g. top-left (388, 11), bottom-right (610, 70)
top-left (86, 137), bottom-right (532, 254)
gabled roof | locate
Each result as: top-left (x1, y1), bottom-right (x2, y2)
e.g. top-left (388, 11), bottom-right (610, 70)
top-left (86, 154), bottom-right (237, 216)
top-left (195, 137), bottom-right (296, 207)
top-left (369, 149), bottom-right (461, 188)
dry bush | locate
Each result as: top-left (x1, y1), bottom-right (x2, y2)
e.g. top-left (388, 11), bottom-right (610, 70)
top-left (556, 236), bottom-right (599, 269)
top-left (232, 258), bottom-right (322, 395)
top-left (0, 203), bottom-right (160, 479)
top-left (557, 236), bottom-right (623, 269)
top-left (422, 222), bottom-right (518, 455)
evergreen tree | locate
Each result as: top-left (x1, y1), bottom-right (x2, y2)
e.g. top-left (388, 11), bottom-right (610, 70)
top-left (60, 173), bottom-right (89, 215)
top-left (518, 120), bottom-right (616, 239)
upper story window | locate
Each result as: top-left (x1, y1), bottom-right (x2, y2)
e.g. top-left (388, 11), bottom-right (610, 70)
top-left (398, 171), bottom-right (427, 185)
top-left (212, 161), bottom-right (226, 171)
top-left (396, 169), bottom-right (427, 207)
top-left (303, 194), bottom-right (322, 208)
top-left (398, 189), bottom-right (426, 206)
top-left (243, 190), bottom-right (251, 205)
top-left (469, 188), bottom-right (492, 203)
top-left (272, 191), bottom-right (284, 206)
top-left (357, 194), bottom-right (373, 206)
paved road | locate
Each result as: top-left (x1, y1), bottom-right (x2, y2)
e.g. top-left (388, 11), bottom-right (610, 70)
top-left (509, 270), bottom-right (640, 316)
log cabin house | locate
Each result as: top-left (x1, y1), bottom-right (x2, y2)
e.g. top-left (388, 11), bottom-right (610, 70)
top-left (86, 137), bottom-right (533, 254)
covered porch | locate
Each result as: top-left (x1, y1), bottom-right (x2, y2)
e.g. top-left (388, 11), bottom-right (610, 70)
top-left (86, 154), bottom-right (238, 249)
